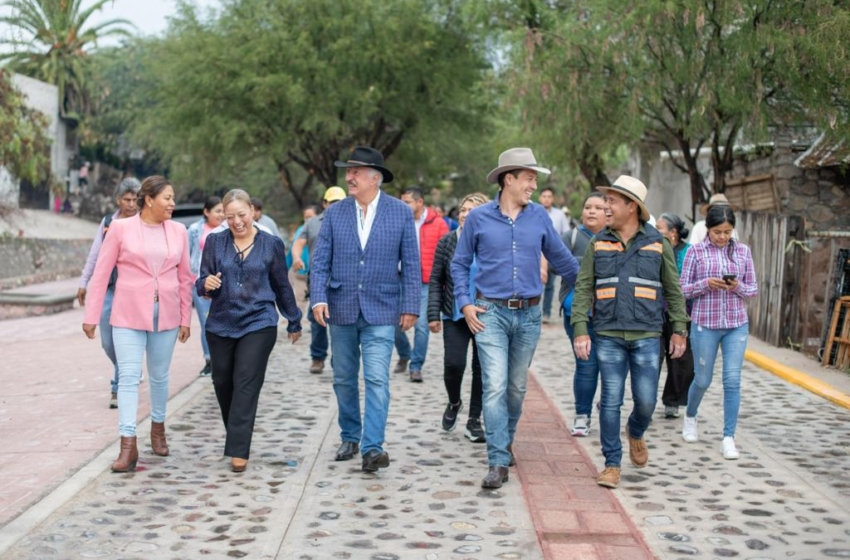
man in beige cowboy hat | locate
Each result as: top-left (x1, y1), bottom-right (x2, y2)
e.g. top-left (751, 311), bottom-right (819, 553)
top-left (688, 193), bottom-right (738, 244)
top-left (571, 175), bottom-right (689, 489)
top-left (451, 147), bottom-right (579, 489)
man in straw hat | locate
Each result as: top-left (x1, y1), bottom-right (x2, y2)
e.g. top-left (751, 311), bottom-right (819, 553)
top-left (291, 185), bottom-right (348, 374)
top-left (451, 147), bottom-right (580, 489)
top-left (310, 147), bottom-right (421, 473)
top-left (688, 193), bottom-right (738, 245)
top-left (571, 175), bottom-right (689, 489)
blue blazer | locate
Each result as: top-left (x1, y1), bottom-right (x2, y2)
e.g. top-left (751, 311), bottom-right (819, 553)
top-left (310, 193), bottom-right (421, 326)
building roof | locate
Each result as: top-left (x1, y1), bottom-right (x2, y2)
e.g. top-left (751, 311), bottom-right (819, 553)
top-left (794, 132), bottom-right (850, 169)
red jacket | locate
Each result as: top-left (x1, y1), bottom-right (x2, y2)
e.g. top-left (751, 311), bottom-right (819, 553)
top-left (419, 208), bottom-right (449, 283)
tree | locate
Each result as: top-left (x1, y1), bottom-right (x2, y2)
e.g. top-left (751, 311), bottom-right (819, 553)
top-left (0, 0), bottom-right (134, 121)
top-left (507, 1), bottom-right (850, 211)
top-left (0, 68), bottom-right (52, 186)
top-left (132, 0), bottom-right (489, 209)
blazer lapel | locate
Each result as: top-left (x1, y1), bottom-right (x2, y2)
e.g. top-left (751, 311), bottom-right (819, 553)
top-left (361, 192), bottom-right (387, 254)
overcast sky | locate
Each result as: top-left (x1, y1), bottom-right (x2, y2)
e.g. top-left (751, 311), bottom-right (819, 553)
top-left (0, 0), bottom-right (221, 48)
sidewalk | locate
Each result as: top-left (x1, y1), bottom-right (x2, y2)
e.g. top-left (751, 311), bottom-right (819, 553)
top-left (1, 313), bottom-right (849, 558)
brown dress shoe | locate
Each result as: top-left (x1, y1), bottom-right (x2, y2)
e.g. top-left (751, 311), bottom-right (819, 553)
top-left (150, 422), bottom-right (169, 456)
top-left (111, 436), bottom-right (138, 472)
top-left (409, 370), bottom-right (423, 382)
top-left (393, 359), bottom-right (409, 373)
top-left (309, 359), bottom-right (324, 374)
top-left (481, 466), bottom-right (509, 489)
top-left (628, 435), bottom-right (648, 468)
top-left (231, 458), bottom-right (248, 472)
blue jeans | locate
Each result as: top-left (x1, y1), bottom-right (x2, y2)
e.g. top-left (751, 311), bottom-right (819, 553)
top-left (330, 314), bottom-right (395, 455)
top-left (596, 335), bottom-right (661, 467)
top-left (112, 303), bottom-right (179, 437)
top-left (564, 316), bottom-right (599, 417)
top-left (192, 290), bottom-right (211, 360)
top-left (687, 323), bottom-right (748, 438)
top-left (308, 297), bottom-right (329, 361)
top-left (394, 283), bottom-right (429, 371)
top-left (474, 298), bottom-right (542, 467)
top-left (101, 286), bottom-right (120, 393)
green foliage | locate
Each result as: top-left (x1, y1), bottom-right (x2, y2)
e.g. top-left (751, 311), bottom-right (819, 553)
top-left (0, 0), bottom-right (134, 120)
top-left (0, 68), bottom-right (52, 184)
top-left (129, 0), bottom-right (490, 212)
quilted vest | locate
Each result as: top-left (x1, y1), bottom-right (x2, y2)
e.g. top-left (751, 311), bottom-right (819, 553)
top-left (592, 226), bottom-right (665, 332)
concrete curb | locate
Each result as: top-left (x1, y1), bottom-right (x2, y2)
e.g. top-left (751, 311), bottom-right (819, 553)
top-left (0, 376), bottom-right (209, 557)
top-left (745, 349), bottom-right (850, 410)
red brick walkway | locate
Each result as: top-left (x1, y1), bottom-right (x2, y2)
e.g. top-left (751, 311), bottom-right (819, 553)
top-left (513, 373), bottom-right (654, 560)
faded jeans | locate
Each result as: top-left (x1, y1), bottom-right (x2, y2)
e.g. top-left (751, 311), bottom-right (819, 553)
top-left (330, 314), bottom-right (395, 456)
top-left (394, 283), bottom-right (430, 371)
top-left (101, 286), bottom-right (120, 393)
top-left (474, 298), bottom-right (541, 467)
top-left (686, 323), bottom-right (749, 438)
top-left (596, 335), bottom-right (661, 467)
top-left (112, 303), bottom-right (179, 437)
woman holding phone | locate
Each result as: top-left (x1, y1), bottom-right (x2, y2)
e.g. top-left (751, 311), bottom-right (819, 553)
top-left (678, 206), bottom-right (758, 460)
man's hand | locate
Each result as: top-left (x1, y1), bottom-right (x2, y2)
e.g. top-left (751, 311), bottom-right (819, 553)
top-left (400, 313), bottom-right (417, 332)
top-left (83, 323), bottom-right (96, 339)
top-left (669, 333), bottom-right (687, 359)
top-left (313, 304), bottom-right (330, 327)
top-left (77, 288), bottom-right (86, 307)
top-left (574, 334), bottom-right (592, 360)
top-left (178, 326), bottom-right (191, 343)
top-left (428, 320), bottom-right (441, 334)
top-left (462, 304), bottom-right (487, 334)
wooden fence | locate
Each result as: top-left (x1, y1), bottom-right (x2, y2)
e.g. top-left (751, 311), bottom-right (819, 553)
top-left (736, 211), bottom-right (804, 347)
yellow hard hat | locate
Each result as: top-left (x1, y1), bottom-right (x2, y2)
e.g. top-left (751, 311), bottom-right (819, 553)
top-left (324, 186), bottom-right (347, 202)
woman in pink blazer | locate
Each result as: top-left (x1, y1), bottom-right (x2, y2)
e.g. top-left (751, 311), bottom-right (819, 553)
top-left (83, 176), bottom-right (193, 472)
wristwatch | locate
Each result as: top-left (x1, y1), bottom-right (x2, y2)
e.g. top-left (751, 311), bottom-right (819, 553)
top-left (674, 329), bottom-right (688, 337)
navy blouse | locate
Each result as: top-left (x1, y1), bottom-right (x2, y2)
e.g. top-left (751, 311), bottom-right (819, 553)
top-left (196, 227), bottom-right (302, 337)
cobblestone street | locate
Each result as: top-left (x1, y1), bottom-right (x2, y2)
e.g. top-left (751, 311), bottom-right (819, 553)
top-left (1, 317), bottom-right (849, 559)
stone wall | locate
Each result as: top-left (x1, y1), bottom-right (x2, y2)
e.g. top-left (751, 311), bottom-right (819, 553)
top-left (0, 238), bottom-right (89, 289)
top-left (728, 134), bottom-right (850, 356)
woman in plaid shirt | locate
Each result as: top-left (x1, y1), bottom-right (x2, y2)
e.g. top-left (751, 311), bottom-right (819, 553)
top-left (678, 206), bottom-right (758, 460)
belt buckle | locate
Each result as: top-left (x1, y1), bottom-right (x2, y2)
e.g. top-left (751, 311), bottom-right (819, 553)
top-left (507, 298), bottom-right (522, 309)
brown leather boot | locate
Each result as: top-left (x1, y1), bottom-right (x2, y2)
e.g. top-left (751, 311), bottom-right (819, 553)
top-left (111, 436), bottom-right (138, 472)
top-left (150, 422), bottom-right (169, 456)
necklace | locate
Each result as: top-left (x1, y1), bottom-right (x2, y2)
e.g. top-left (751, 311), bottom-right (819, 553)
top-left (232, 231), bottom-right (257, 261)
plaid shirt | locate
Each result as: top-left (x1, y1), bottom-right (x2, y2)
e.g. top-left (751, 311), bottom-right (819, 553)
top-left (680, 239), bottom-right (758, 330)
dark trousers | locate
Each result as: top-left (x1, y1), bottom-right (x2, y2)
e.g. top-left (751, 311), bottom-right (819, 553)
top-left (207, 327), bottom-right (277, 459)
top-left (659, 315), bottom-right (695, 407)
top-left (308, 297), bottom-right (329, 360)
top-left (443, 318), bottom-right (483, 419)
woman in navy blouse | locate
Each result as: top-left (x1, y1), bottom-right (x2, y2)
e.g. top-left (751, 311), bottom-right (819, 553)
top-left (196, 189), bottom-right (302, 472)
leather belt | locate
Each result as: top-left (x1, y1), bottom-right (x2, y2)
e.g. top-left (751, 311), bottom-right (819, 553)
top-left (477, 291), bottom-right (541, 310)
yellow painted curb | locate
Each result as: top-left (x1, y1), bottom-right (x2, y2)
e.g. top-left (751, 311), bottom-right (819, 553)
top-left (745, 349), bottom-right (850, 410)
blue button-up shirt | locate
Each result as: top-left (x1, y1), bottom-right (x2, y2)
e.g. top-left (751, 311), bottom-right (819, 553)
top-left (451, 197), bottom-right (579, 310)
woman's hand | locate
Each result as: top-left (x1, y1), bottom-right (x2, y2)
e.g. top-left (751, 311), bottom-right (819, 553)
top-left (83, 324), bottom-right (96, 339)
top-left (429, 320), bottom-right (441, 334)
top-left (288, 331), bottom-right (301, 344)
top-left (707, 278), bottom-right (731, 291)
top-left (178, 326), bottom-right (191, 343)
top-left (204, 272), bottom-right (222, 292)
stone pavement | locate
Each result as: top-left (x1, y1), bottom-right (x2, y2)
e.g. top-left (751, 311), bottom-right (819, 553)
top-left (1, 310), bottom-right (849, 559)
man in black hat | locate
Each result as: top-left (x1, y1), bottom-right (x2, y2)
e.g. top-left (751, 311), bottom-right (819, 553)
top-left (310, 146), bottom-right (421, 473)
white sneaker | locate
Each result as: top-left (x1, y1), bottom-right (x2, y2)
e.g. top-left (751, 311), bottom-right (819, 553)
top-left (682, 416), bottom-right (698, 442)
top-left (570, 415), bottom-right (591, 437)
top-left (722, 437), bottom-right (739, 460)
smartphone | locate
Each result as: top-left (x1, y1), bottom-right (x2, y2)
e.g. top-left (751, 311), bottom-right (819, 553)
top-left (722, 274), bottom-right (737, 284)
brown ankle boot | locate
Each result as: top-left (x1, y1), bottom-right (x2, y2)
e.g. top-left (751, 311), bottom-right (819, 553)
top-left (111, 436), bottom-right (138, 472)
top-left (150, 422), bottom-right (169, 456)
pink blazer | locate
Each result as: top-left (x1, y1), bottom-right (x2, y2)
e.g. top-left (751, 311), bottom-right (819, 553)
top-left (84, 214), bottom-right (193, 331)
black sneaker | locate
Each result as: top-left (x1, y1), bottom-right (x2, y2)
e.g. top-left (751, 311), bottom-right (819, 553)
top-left (441, 401), bottom-right (463, 431)
top-left (464, 418), bottom-right (486, 443)
top-left (199, 359), bottom-right (212, 376)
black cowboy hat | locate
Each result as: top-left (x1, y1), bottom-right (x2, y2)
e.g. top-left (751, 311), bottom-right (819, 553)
top-left (334, 146), bottom-right (394, 183)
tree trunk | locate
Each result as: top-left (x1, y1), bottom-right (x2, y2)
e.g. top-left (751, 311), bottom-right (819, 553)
top-left (277, 161), bottom-right (305, 210)
top-left (710, 123), bottom-right (739, 195)
top-left (578, 144), bottom-right (610, 187)
top-left (675, 133), bottom-right (710, 220)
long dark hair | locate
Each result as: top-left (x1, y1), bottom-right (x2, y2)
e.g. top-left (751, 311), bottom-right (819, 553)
top-left (203, 195), bottom-right (222, 224)
top-left (704, 205), bottom-right (737, 261)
